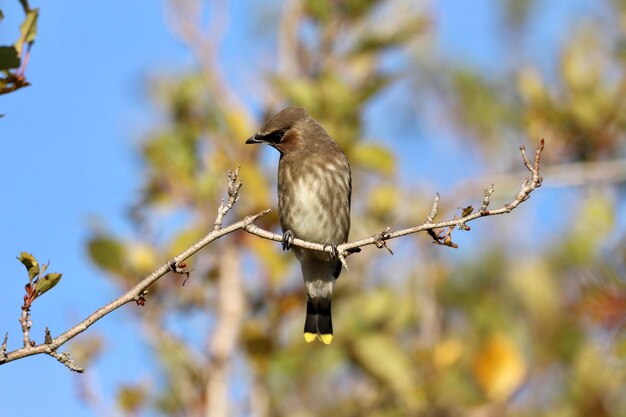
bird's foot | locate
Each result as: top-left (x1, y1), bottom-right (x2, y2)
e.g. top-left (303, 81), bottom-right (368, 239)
top-left (323, 243), bottom-right (339, 261)
top-left (282, 230), bottom-right (295, 251)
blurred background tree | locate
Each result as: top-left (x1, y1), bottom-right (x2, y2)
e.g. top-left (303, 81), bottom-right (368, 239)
top-left (19, 0), bottom-right (625, 416)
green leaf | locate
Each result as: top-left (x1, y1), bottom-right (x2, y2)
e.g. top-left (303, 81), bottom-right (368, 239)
top-left (615, 334), bottom-right (626, 359)
top-left (350, 143), bottom-right (395, 176)
top-left (304, 0), bottom-right (332, 22)
top-left (118, 384), bottom-right (148, 413)
top-left (461, 205), bottom-right (474, 217)
top-left (15, 8), bottom-right (39, 57)
top-left (0, 46), bottom-right (20, 70)
top-left (17, 251), bottom-right (40, 283)
top-left (0, 10), bottom-right (4, 22)
top-left (34, 272), bottom-right (62, 296)
top-left (368, 184), bottom-right (399, 218)
top-left (87, 235), bottom-right (126, 275)
top-left (272, 78), bottom-right (318, 111)
top-left (353, 334), bottom-right (420, 406)
top-left (342, 0), bottom-right (379, 20)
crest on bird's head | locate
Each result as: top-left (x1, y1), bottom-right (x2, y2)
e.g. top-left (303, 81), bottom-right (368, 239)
top-left (259, 107), bottom-right (309, 135)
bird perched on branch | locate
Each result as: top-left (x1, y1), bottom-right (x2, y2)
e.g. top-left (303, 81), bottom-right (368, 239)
top-left (245, 107), bottom-right (351, 344)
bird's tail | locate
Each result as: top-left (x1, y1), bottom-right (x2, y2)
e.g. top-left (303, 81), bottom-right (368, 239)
top-left (304, 297), bottom-right (333, 345)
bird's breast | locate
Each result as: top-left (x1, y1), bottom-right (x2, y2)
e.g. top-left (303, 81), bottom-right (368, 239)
top-left (278, 154), bottom-right (351, 250)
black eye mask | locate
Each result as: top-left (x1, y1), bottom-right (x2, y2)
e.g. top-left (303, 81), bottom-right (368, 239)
top-left (263, 129), bottom-right (287, 143)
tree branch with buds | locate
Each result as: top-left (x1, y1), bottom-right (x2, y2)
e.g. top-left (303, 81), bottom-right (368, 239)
top-left (0, 141), bottom-right (544, 371)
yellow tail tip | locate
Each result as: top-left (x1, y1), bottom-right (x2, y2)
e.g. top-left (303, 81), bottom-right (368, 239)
top-left (319, 334), bottom-right (333, 345)
top-left (304, 332), bottom-right (317, 343)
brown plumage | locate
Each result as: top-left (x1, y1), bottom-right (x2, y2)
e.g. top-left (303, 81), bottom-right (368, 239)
top-left (245, 107), bottom-right (351, 344)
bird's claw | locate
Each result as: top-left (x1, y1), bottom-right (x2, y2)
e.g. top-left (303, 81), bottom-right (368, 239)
top-left (282, 230), bottom-right (295, 251)
top-left (323, 243), bottom-right (339, 261)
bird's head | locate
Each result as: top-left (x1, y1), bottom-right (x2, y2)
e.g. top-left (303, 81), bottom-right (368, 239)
top-left (245, 107), bottom-right (316, 154)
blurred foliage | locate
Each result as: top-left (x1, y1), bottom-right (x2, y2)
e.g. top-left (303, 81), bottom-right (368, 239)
top-left (83, 0), bottom-right (626, 416)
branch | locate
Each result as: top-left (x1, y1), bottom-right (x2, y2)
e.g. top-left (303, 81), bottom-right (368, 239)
top-left (213, 167), bottom-right (242, 231)
top-left (0, 170), bottom-right (270, 368)
top-left (19, 307), bottom-right (32, 348)
top-left (205, 243), bottom-right (243, 417)
top-left (244, 140), bottom-right (545, 270)
top-left (164, 0), bottom-right (244, 114)
top-left (0, 333), bottom-right (8, 361)
top-left (440, 156), bottom-right (625, 213)
top-left (0, 142), bottom-right (544, 370)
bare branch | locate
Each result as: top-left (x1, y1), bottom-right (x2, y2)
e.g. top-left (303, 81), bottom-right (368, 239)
top-left (0, 141), bottom-right (544, 369)
top-left (480, 185), bottom-right (495, 213)
top-left (213, 168), bottom-right (242, 231)
top-left (19, 308), bottom-right (32, 348)
top-left (206, 244), bottom-right (243, 417)
top-left (277, 0), bottom-right (303, 78)
top-left (426, 193), bottom-right (440, 223)
top-left (49, 350), bottom-right (84, 373)
top-left (165, 0), bottom-right (244, 114)
top-left (0, 333), bottom-right (7, 361)
top-left (245, 141), bottom-right (545, 267)
top-left (447, 142), bottom-right (620, 199)
top-left (0, 207), bottom-right (272, 367)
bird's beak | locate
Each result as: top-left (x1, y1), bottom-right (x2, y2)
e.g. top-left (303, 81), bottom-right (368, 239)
top-left (245, 134), bottom-right (262, 144)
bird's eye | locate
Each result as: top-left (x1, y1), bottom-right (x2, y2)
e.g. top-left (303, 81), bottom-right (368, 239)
top-left (265, 129), bottom-right (286, 143)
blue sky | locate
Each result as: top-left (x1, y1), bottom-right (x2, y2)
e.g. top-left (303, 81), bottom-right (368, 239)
top-left (0, 0), bottom-right (607, 415)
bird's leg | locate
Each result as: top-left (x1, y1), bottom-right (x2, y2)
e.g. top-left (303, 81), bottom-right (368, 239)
top-left (323, 243), bottom-right (339, 262)
top-left (282, 230), bottom-right (295, 251)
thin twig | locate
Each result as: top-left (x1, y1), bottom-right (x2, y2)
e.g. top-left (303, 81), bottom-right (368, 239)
top-left (213, 168), bottom-right (242, 231)
top-left (427, 193), bottom-right (440, 223)
top-left (49, 350), bottom-right (84, 373)
top-left (480, 185), bottom-right (495, 213)
top-left (206, 244), bottom-right (243, 417)
top-left (165, 0), bottom-right (243, 113)
top-left (0, 333), bottom-right (8, 361)
top-left (19, 308), bottom-right (31, 347)
top-left (19, 0), bottom-right (31, 13)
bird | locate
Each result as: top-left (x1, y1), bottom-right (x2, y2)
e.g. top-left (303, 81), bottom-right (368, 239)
top-left (245, 107), bottom-right (351, 344)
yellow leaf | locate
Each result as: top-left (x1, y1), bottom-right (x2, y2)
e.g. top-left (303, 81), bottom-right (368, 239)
top-left (239, 166), bottom-right (272, 208)
top-left (128, 243), bottom-right (157, 275)
top-left (433, 338), bottom-right (464, 370)
top-left (473, 333), bottom-right (526, 401)
top-left (517, 67), bottom-right (546, 103)
top-left (561, 33), bottom-right (601, 91)
top-left (168, 228), bottom-right (205, 258)
top-left (351, 143), bottom-right (395, 176)
top-left (248, 238), bottom-right (290, 284)
top-left (509, 259), bottom-right (560, 324)
top-left (225, 109), bottom-right (254, 143)
top-left (368, 184), bottom-right (399, 218)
